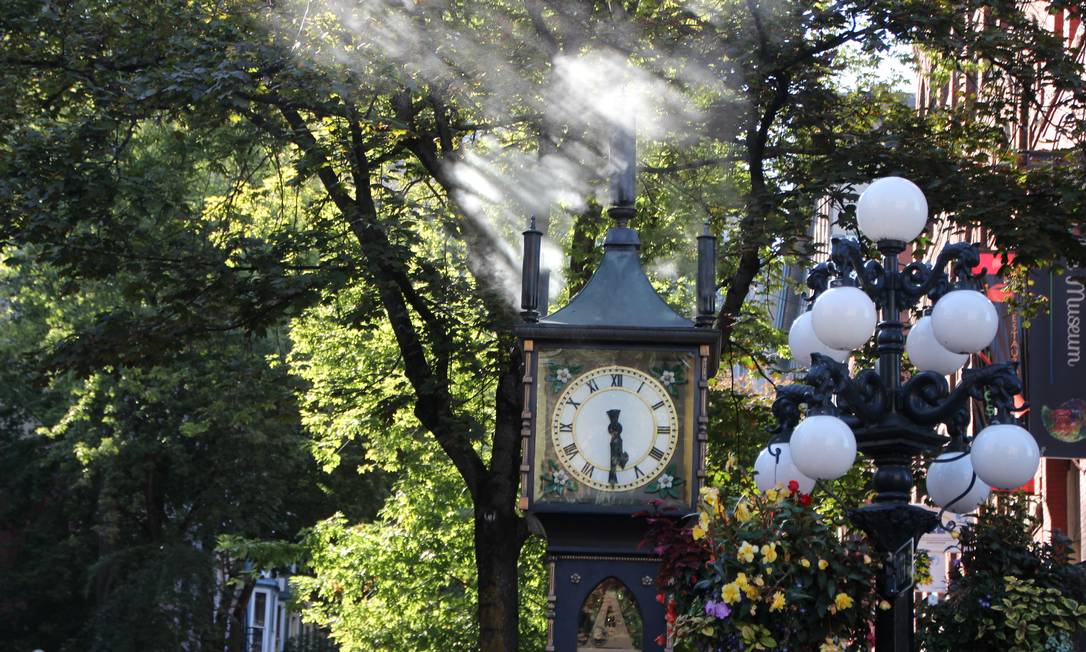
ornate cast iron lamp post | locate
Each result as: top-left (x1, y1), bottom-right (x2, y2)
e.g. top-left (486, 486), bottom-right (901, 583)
top-left (754, 177), bottom-right (1041, 651)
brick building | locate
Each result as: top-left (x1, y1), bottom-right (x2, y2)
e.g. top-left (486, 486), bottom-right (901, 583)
top-left (914, 2), bottom-right (1085, 557)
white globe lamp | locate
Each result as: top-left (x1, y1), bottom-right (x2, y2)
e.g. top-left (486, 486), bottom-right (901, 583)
top-left (925, 452), bottom-right (990, 513)
top-left (931, 289), bottom-right (999, 354)
top-left (754, 443), bottom-right (816, 494)
top-left (970, 423), bottom-right (1040, 489)
top-left (906, 316), bottom-right (968, 376)
top-left (856, 176), bottom-right (929, 243)
top-left (811, 286), bottom-right (877, 351)
top-left (789, 312), bottom-right (849, 367)
top-left (789, 415), bottom-right (857, 480)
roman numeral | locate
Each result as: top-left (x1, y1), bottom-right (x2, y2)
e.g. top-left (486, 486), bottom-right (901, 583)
top-left (558, 422), bottom-right (573, 433)
top-left (637, 381), bottom-right (645, 393)
top-left (657, 425), bottom-right (670, 436)
top-left (581, 461), bottom-right (594, 477)
top-left (633, 465), bottom-right (644, 478)
top-left (610, 374), bottom-right (623, 387)
top-left (651, 400), bottom-right (665, 411)
top-left (649, 447), bottom-right (665, 461)
top-left (565, 398), bottom-right (581, 408)
top-left (562, 443), bottom-right (578, 457)
top-left (586, 379), bottom-right (600, 393)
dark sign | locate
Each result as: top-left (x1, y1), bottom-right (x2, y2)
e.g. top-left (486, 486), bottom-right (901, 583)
top-left (1026, 268), bottom-right (1086, 459)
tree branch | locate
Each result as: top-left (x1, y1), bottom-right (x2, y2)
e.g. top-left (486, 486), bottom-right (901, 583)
top-left (275, 105), bottom-right (485, 494)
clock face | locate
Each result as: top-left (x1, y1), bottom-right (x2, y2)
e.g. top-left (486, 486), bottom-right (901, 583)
top-left (531, 346), bottom-right (696, 509)
top-left (550, 365), bottom-right (679, 492)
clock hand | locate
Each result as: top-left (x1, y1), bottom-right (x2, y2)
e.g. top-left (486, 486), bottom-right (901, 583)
top-left (606, 409), bottom-right (627, 485)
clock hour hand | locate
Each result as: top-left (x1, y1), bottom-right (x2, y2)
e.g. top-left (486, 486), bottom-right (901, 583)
top-left (606, 409), bottom-right (629, 485)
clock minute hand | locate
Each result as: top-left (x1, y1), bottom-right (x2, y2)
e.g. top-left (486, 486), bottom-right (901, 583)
top-left (606, 409), bottom-right (628, 485)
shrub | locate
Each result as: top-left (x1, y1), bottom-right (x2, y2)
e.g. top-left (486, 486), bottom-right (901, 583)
top-left (918, 496), bottom-right (1086, 652)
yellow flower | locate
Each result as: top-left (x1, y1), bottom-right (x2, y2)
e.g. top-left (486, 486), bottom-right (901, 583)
top-left (818, 559), bottom-right (829, 570)
top-left (820, 638), bottom-right (842, 652)
top-left (863, 554), bottom-right (872, 564)
top-left (879, 600), bottom-right (892, 611)
top-left (726, 452), bottom-right (738, 470)
top-left (760, 543), bottom-right (778, 563)
top-left (701, 487), bottom-right (720, 507)
top-left (770, 591), bottom-right (786, 612)
top-left (834, 593), bottom-right (854, 610)
top-left (765, 488), bottom-right (779, 502)
top-left (692, 512), bottom-right (710, 540)
top-left (750, 604), bottom-right (758, 615)
top-left (800, 559), bottom-right (811, 568)
top-left (735, 572), bottom-right (749, 588)
top-left (735, 502), bottom-right (752, 522)
top-left (744, 585), bottom-right (759, 600)
top-left (754, 575), bottom-right (765, 587)
top-left (722, 582), bottom-right (741, 604)
top-left (738, 541), bottom-right (757, 563)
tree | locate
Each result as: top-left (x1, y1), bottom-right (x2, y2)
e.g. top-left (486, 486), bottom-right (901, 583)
top-left (0, 123), bottom-right (378, 652)
top-left (1, 1), bottom-right (1083, 650)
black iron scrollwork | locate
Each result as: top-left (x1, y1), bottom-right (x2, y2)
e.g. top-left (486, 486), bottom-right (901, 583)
top-left (828, 237), bottom-right (888, 295)
top-left (829, 237), bottom-right (864, 286)
top-left (900, 242), bottom-right (985, 304)
top-left (805, 262), bottom-right (833, 307)
top-left (804, 353), bottom-right (852, 413)
top-left (901, 362), bottom-right (1020, 426)
top-left (767, 384), bottom-right (815, 442)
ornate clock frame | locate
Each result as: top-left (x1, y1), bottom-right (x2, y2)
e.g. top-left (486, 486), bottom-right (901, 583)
top-left (516, 190), bottom-right (720, 651)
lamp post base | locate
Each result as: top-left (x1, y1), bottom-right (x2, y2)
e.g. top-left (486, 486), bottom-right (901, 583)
top-left (849, 503), bottom-right (939, 652)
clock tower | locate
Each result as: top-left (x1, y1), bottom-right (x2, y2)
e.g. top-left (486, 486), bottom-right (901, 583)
top-left (516, 127), bottom-right (721, 652)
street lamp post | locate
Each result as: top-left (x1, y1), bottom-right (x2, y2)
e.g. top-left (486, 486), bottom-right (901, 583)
top-left (754, 177), bottom-right (1041, 651)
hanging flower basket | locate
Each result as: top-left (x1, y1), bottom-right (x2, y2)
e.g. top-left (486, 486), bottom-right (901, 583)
top-left (645, 482), bottom-right (881, 651)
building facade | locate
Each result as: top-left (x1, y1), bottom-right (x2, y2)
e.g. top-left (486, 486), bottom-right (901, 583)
top-left (914, 1), bottom-right (1085, 563)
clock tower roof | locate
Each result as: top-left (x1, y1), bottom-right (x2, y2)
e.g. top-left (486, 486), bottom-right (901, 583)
top-left (541, 224), bottom-right (693, 329)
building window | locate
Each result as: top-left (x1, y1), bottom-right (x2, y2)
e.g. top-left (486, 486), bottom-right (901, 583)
top-left (251, 590), bottom-right (268, 652)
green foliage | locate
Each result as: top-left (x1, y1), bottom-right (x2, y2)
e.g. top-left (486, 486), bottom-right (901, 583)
top-left (0, 127), bottom-right (346, 650)
top-left (649, 485), bottom-right (878, 651)
top-left (289, 451), bottom-right (546, 651)
top-left (919, 496), bottom-right (1086, 651)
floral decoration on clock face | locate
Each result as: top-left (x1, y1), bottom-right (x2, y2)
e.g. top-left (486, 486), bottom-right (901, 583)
top-left (550, 364), bottom-right (679, 492)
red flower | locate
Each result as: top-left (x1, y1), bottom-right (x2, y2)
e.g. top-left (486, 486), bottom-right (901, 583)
top-left (666, 598), bottom-right (677, 623)
top-left (799, 493), bottom-right (812, 506)
top-left (655, 634), bottom-right (667, 646)
top-left (656, 592), bottom-right (665, 604)
top-left (788, 480), bottom-right (800, 493)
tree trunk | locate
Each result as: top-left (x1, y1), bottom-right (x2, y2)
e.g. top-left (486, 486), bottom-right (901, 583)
top-left (474, 499), bottom-right (524, 652)
top-left (474, 344), bottom-right (529, 652)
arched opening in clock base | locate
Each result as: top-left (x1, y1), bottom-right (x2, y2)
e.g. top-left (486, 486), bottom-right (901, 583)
top-left (576, 577), bottom-right (643, 651)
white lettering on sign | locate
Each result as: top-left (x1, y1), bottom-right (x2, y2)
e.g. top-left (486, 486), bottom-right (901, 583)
top-left (1068, 277), bottom-right (1084, 367)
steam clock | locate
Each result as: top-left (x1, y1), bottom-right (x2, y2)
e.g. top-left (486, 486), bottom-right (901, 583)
top-left (517, 129), bottom-right (721, 652)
